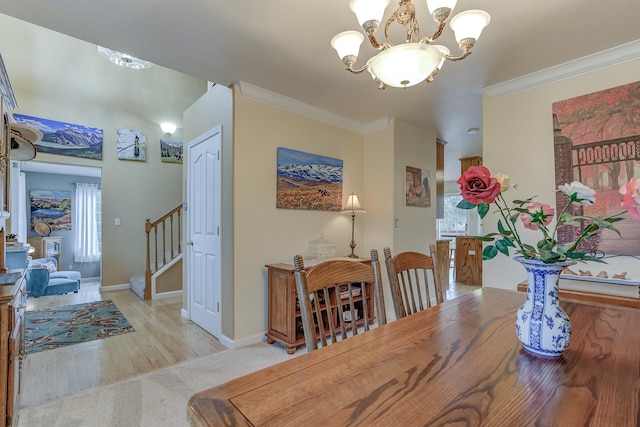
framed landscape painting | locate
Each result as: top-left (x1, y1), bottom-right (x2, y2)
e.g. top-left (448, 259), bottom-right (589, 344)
top-left (30, 190), bottom-right (72, 231)
top-left (13, 113), bottom-right (103, 160)
top-left (276, 147), bottom-right (343, 211)
top-left (160, 139), bottom-right (183, 163)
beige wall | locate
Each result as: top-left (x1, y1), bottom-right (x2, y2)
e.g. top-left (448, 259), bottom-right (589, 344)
top-left (393, 121), bottom-right (439, 253)
top-left (482, 58), bottom-right (640, 289)
top-left (1, 14), bottom-right (207, 286)
top-left (232, 87), bottom-right (366, 341)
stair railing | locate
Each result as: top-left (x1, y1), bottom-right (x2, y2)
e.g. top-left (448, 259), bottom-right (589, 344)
top-left (145, 204), bottom-right (182, 300)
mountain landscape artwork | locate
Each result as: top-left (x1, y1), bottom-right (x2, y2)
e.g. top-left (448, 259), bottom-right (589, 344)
top-left (13, 113), bottom-right (103, 160)
top-left (30, 190), bottom-right (72, 231)
top-left (277, 147), bottom-right (343, 211)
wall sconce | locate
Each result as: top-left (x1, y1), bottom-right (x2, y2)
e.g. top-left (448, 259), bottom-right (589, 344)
top-left (341, 193), bottom-right (366, 258)
top-left (160, 122), bottom-right (177, 134)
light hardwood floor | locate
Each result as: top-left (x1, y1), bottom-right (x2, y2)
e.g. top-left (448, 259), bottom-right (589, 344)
top-left (21, 280), bottom-right (227, 409)
top-left (21, 271), bottom-right (478, 410)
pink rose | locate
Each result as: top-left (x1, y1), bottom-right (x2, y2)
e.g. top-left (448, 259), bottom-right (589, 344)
top-left (520, 202), bottom-right (555, 230)
top-left (620, 178), bottom-right (640, 219)
top-left (457, 166), bottom-right (501, 204)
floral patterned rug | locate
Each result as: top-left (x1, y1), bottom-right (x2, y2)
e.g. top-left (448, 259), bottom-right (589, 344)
top-left (25, 300), bottom-right (135, 354)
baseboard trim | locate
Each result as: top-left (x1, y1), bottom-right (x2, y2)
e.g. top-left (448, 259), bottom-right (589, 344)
top-left (153, 290), bottom-right (182, 300)
top-left (100, 283), bottom-right (130, 292)
top-left (218, 332), bottom-right (265, 350)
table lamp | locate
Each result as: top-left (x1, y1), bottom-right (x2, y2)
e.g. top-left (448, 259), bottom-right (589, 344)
top-left (341, 193), bottom-right (366, 258)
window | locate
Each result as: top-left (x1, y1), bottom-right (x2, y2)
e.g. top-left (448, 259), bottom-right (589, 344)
top-left (437, 195), bottom-right (468, 239)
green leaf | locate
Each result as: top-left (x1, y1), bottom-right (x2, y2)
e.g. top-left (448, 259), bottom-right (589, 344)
top-left (497, 220), bottom-right (506, 234)
top-left (502, 236), bottom-right (516, 248)
top-left (495, 239), bottom-right (511, 256)
top-left (482, 245), bottom-right (498, 260)
top-left (456, 200), bottom-right (477, 209)
top-left (477, 202), bottom-right (490, 219)
top-left (476, 235), bottom-right (496, 242)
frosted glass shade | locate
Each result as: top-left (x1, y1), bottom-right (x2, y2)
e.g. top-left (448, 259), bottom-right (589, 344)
top-left (367, 43), bottom-right (441, 88)
top-left (449, 10), bottom-right (491, 42)
top-left (350, 0), bottom-right (390, 27)
top-left (331, 31), bottom-right (365, 61)
top-left (432, 45), bottom-right (450, 70)
top-left (426, 0), bottom-right (458, 15)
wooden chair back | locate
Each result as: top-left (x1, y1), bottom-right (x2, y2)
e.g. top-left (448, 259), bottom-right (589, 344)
top-left (383, 245), bottom-right (444, 319)
top-left (293, 249), bottom-right (386, 352)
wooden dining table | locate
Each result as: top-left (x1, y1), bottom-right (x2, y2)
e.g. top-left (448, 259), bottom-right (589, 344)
top-left (187, 288), bottom-right (639, 426)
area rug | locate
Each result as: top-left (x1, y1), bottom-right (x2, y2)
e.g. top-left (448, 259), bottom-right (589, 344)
top-left (25, 300), bottom-right (135, 354)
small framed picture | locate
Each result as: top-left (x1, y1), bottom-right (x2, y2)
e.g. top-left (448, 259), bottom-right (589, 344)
top-left (117, 129), bottom-right (146, 161)
top-left (405, 166), bottom-right (431, 207)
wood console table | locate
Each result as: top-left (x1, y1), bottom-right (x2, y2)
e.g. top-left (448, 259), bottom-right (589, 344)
top-left (265, 259), bottom-right (373, 354)
top-left (189, 288), bottom-right (639, 426)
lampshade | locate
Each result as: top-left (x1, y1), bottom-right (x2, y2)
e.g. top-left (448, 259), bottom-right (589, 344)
top-left (432, 45), bottom-right (450, 70)
top-left (367, 43), bottom-right (441, 88)
top-left (342, 193), bottom-right (366, 214)
top-left (331, 31), bottom-right (365, 62)
top-left (426, 0), bottom-right (458, 15)
top-left (350, 0), bottom-right (390, 27)
top-left (449, 10), bottom-right (491, 42)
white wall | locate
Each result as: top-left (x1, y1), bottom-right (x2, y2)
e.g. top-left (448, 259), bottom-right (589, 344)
top-left (482, 58), bottom-right (640, 289)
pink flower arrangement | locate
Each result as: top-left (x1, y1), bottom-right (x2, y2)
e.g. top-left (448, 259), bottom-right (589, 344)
top-left (457, 165), bottom-right (640, 263)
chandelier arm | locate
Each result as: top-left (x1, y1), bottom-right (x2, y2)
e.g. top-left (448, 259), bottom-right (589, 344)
top-left (420, 21), bottom-right (447, 44)
top-left (445, 50), bottom-right (472, 62)
top-left (346, 65), bottom-right (370, 75)
top-left (366, 33), bottom-right (390, 50)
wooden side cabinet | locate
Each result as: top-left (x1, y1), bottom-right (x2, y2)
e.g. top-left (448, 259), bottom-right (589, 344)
top-left (454, 236), bottom-right (483, 286)
top-left (265, 262), bottom-right (374, 354)
top-left (0, 270), bottom-right (27, 426)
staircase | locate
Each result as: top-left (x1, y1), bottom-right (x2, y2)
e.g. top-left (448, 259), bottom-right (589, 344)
top-left (132, 204), bottom-right (183, 300)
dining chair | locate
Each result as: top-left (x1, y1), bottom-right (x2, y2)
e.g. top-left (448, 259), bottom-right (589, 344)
top-left (383, 244), bottom-right (444, 319)
top-left (293, 249), bottom-right (386, 352)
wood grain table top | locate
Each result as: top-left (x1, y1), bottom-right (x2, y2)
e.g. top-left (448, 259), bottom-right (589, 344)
top-left (188, 288), bottom-right (639, 426)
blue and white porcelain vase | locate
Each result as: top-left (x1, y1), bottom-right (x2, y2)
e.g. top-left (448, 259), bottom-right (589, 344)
top-left (515, 257), bottom-right (574, 357)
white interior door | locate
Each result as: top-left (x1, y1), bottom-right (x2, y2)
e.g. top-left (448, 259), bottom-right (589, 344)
top-left (188, 126), bottom-right (222, 338)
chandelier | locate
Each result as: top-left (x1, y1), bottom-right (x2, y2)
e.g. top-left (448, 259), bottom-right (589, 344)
top-left (331, 0), bottom-right (490, 89)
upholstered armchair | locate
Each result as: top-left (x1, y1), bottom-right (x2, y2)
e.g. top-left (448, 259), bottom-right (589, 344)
top-left (26, 257), bottom-right (81, 298)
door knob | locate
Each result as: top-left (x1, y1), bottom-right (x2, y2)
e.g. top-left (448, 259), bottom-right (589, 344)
top-left (188, 240), bottom-right (194, 246)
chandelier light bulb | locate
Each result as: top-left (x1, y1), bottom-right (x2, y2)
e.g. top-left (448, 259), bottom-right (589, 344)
top-left (350, 0), bottom-right (390, 28)
top-left (449, 10), bottom-right (491, 43)
top-left (331, 31), bottom-right (365, 64)
top-left (426, 0), bottom-right (458, 16)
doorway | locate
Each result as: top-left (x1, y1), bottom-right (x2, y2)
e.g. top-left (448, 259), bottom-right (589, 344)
top-left (17, 161), bottom-right (102, 281)
top-left (187, 126), bottom-right (222, 338)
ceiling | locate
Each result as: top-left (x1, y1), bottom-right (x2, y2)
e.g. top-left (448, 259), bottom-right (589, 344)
top-left (1, 0), bottom-right (639, 182)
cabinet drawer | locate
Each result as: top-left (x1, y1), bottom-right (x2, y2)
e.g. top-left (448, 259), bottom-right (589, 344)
top-left (8, 279), bottom-right (27, 334)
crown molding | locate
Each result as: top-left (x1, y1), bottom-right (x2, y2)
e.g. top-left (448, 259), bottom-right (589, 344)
top-left (237, 81), bottom-right (389, 135)
top-left (483, 39), bottom-right (640, 99)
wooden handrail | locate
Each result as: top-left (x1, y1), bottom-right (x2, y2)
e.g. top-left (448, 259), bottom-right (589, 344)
top-left (144, 204), bottom-right (182, 300)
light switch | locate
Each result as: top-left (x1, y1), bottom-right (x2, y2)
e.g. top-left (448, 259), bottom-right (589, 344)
top-left (115, 218), bottom-right (121, 226)
top-left (394, 218), bottom-right (400, 229)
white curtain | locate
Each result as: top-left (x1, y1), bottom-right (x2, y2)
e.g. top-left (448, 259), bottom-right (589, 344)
top-left (74, 183), bottom-right (101, 262)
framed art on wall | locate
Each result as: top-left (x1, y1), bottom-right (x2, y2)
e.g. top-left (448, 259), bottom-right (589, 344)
top-left (13, 113), bottom-right (103, 160)
top-left (160, 139), bottom-right (183, 163)
top-left (405, 166), bottom-right (431, 207)
top-left (276, 147), bottom-right (343, 211)
top-left (552, 80), bottom-right (640, 255)
top-left (117, 128), bottom-right (146, 161)
top-left (30, 190), bottom-right (72, 231)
